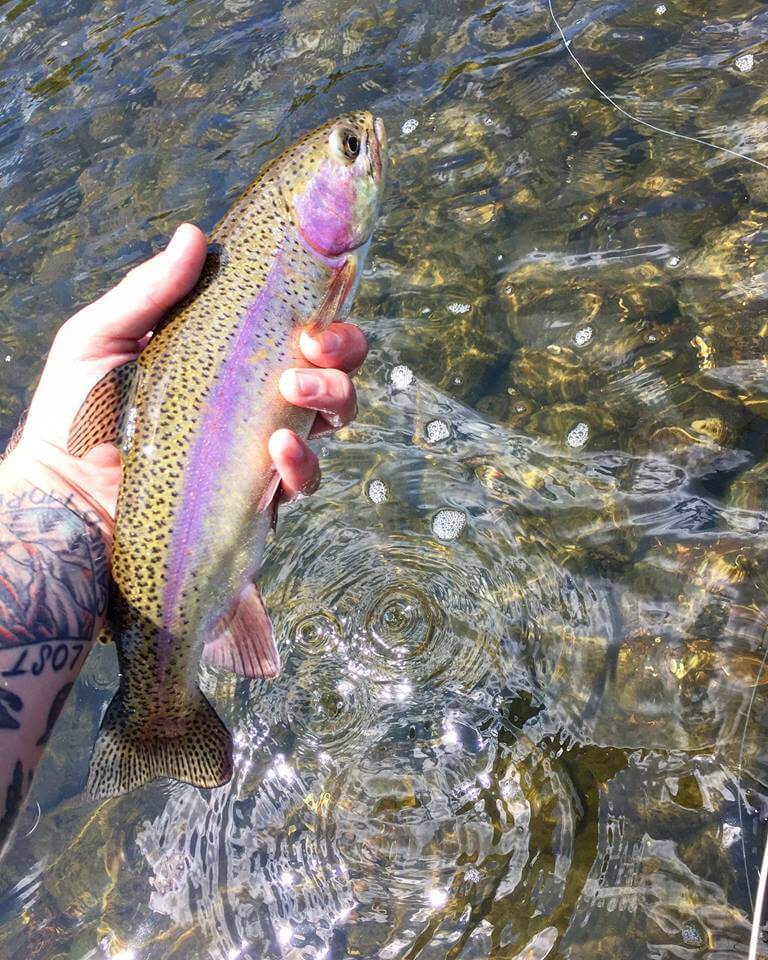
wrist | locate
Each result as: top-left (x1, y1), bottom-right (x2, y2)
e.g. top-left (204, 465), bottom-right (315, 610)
top-left (0, 446), bottom-right (114, 551)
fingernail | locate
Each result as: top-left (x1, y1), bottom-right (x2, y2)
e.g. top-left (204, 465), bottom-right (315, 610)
top-left (293, 370), bottom-right (323, 399)
top-left (318, 330), bottom-right (341, 353)
top-left (166, 226), bottom-right (185, 256)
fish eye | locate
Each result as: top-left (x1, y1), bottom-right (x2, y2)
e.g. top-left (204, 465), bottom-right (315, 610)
top-left (331, 127), bottom-right (362, 163)
top-left (343, 132), bottom-right (360, 158)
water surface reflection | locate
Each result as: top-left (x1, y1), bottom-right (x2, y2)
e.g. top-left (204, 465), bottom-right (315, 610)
top-left (1, 0), bottom-right (767, 958)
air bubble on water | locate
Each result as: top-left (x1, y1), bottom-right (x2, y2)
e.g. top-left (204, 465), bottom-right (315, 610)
top-left (681, 923), bottom-right (703, 947)
top-left (366, 478), bottom-right (389, 503)
top-left (427, 887), bottom-right (449, 908)
top-left (735, 53), bottom-right (754, 72)
top-left (390, 364), bottom-right (413, 389)
top-left (401, 118), bottom-right (419, 135)
top-left (573, 326), bottom-right (593, 347)
top-left (447, 302), bottom-right (471, 314)
top-left (431, 509), bottom-right (466, 540)
top-left (655, 2), bottom-right (666, 13)
top-left (3, 355), bottom-right (10, 362)
top-left (425, 419), bottom-right (450, 443)
top-left (280, 870), bottom-right (295, 887)
top-left (667, 255), bottom-right (681, 267)
top-left (566, 422), bottom-right (589, 448)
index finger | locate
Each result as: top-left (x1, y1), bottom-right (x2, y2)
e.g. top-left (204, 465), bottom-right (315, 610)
top-left (299, 323), bottom-right (368, 374)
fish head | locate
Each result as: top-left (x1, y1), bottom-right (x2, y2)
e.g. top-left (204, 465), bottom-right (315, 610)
top-left (283, 111), bottom-right (387, 261)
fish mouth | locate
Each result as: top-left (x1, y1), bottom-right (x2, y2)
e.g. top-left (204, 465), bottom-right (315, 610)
top-left (366, 116), bottom-right (387, 182)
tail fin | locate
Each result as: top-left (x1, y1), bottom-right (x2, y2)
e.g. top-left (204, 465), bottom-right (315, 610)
top-left (87, 689), bottom-right (233, 800)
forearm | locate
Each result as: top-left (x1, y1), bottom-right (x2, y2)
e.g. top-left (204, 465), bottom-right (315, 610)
top-left (0, 467), bottom-right (109, 856)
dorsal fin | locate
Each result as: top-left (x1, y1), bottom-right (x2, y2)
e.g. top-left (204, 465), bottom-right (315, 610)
top-left (67, 361), bottom-right (138, 458)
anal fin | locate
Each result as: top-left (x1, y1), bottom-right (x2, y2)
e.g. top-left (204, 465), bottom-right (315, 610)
top-left (202, 584), bottom-right (280, 679)
top-left (67, 360), bottom-right (138, 458)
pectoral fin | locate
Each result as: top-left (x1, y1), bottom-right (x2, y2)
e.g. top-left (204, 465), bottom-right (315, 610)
top-left (67, 361), bottom-right (138, 458)
top-left (202, 584), bottom-right (280, 679)
top-left (306, 257), bottom-right (357, 333)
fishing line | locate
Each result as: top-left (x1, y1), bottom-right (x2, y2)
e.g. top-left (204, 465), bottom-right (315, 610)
top-left (740, 625), bottom-right (768, 959)
top-left (546, 0), bottom-right (768, 171)
top-left (545, 1), bottom-right (768, 950)
top-left (750, 820), bottom-right (768, 960)
top-left (737, 622), bottom-right (768, 908)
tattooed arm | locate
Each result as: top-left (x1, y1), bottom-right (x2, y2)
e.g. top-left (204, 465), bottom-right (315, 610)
top-left (0, 223), bottom-right (367, 858)
top-left (0, 481), bottom-right (109, 855)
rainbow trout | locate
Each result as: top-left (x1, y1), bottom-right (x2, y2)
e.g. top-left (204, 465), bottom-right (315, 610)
top-left (68, 113), bottom-right (387, 798)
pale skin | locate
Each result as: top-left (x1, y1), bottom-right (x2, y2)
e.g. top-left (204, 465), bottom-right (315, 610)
top-left (0, 223), bottom-right (367, 856)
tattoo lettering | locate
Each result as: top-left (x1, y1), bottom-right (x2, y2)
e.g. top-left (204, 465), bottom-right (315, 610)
top-left (0, 488), bottom-right (108, 648)
top-left (0, 690), bottom-right (22, 730)
top-left (36, 682), bottom-right (73, 747)
top-left (1, 642), bottom-right (86, 678)
top-left (0, 760), bottom-right (25, 855)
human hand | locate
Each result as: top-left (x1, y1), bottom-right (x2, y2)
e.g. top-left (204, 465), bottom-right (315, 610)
top-left (0, 223), bottom-right (368, 541)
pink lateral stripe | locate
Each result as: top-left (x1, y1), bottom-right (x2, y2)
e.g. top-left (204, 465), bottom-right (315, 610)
top-left (159, 254), bottom-right (285, 662)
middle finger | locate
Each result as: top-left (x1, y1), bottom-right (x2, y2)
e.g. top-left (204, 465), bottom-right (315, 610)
top-left (278, 368), bottom-right (357, 428)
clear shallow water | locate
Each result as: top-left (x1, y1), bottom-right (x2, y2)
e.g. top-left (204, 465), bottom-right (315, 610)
top-left (1, 0), bottom-right (768, 958)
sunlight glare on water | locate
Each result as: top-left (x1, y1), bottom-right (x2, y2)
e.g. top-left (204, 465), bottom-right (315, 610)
top-left (1, 1), bottom-right (768, 959)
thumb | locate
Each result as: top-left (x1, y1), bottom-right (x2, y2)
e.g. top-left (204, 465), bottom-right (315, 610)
top-left (22, 224), bottom-right (208, 452)
top-left (66, 222), bottom-right (208, 351)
